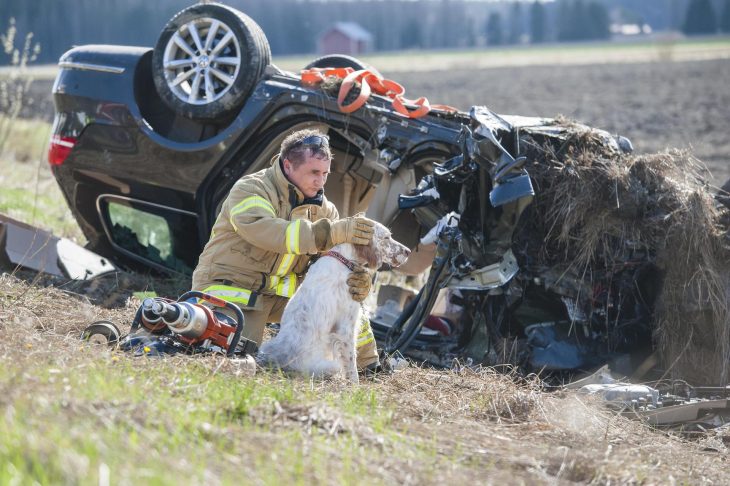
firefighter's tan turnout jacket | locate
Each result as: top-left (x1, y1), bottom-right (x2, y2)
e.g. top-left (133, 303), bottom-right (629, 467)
top-left (192, 158), bottom-right (339, 308)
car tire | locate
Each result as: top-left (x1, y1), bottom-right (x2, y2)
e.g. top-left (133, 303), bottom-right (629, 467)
top-left (152, 3), bottom-right (271, 121)
top-left (81, 321), bottom-right (121, 346)
top-left (304, 54), bottom-right (380, 76)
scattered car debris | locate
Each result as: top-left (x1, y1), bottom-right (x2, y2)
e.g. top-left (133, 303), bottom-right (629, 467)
top-left (0, 214), bottom-right (116, 279)
top-left (565, 365), bottom-right (730, 431)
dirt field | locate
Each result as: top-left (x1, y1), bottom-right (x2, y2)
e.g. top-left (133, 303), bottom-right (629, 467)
top-left (389, 58), bottom-right (730, 184)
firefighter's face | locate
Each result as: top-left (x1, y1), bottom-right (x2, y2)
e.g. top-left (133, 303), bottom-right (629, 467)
top-left (283, 154), bottom-right (331, 198)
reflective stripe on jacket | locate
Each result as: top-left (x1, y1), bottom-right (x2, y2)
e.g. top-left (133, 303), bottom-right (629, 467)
top-left (192, 158), bottom-right (338, 305)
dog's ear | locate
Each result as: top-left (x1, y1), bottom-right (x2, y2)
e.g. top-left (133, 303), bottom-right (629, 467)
top-left (354, 240), bottom-right (380, 269)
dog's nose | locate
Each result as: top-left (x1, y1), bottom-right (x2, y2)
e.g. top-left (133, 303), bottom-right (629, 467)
top-left (393, 247), bottom-right (410, 266)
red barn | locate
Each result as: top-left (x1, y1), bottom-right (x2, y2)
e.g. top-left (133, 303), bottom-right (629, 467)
top-left (317, 22), bottom-right (373, 56)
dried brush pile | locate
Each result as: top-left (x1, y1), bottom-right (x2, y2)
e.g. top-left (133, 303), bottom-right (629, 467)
top-left (516, 119), bottom-right (730, 384)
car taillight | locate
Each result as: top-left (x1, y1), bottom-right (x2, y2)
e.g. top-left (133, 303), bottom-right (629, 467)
top-left (48, 135), bottom-right (77, 166)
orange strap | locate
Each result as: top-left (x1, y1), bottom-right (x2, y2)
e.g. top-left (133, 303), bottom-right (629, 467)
top-left (301, 67), bottom-right (354, 86)
top-left (337, 69), bottom-right (372, 113)
top-left (300, 67), bottom-right (458, 119)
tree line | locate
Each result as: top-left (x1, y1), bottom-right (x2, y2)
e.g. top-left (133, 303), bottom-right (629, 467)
top-left (1, 0), bottom-right (729, 65)
top-left (683, 0), bottom-right (730, 34)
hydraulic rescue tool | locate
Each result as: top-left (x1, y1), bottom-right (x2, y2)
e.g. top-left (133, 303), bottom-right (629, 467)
top-left (81, 291), bottom-right (257, 357)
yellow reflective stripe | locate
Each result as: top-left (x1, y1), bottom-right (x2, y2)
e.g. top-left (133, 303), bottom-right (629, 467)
top-left (358, 318), bottom-right (371, 334)
top-left (229, 196), bottom-right (276, 231)
top-left (357, 318), bottom-right (374, 347)
top-left (201, 285), bottom-right (252, 305)
top-left (358, 329), bottom-right (372, 339)
top-left (286, 220), bottom-right (301, 254)
top-left (275, 253), bottom-right (295, 277)
top-left (357, 336), bottom-right (374, 347)
top-left (210, 214), bottom-right (221, 238)
top-left (230, 196), bottom-right (276, 217)
top-left (272, 273), bottom-right (297, 298)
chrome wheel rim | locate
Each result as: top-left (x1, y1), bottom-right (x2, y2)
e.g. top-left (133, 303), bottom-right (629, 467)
top-left (162, 17), bottom-right (242, 105)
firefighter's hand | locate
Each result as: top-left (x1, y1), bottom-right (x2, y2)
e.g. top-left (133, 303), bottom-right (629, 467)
top-left (330, 216), bottom-right (375, 246)
top-left (347, 267), bottom-right (372, 302)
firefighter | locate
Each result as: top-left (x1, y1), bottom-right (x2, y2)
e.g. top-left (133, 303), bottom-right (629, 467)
top-left (191, 128), bottom-right (380, 370)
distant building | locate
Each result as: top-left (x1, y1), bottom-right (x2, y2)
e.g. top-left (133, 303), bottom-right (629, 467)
top-left (318, 22), bottom-right (373, 56)
top-left (610, 23), bottom-right (654, 37)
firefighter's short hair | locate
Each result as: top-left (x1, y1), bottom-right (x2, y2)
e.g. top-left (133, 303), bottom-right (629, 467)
top-left (280, 129), bottom-right (332, 167)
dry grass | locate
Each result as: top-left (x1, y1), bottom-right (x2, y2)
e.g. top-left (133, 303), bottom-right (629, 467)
top-left (517, 120), bottom-right (730, 385)
top-left (0, 117), bottom-right (85, 242)
top-left (2, 272), bottom-right (729, 484)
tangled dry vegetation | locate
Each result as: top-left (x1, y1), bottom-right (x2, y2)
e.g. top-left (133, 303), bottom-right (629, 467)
top-left (1, 273), bottom-right (729, 483)
top-left (516, 120), bottom-right (730, 385)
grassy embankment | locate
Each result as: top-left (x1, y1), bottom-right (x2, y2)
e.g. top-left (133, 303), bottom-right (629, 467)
top-left (3, 275), bottom-right (726, 484)
top-left (0, 117), bottom-right (84, 241)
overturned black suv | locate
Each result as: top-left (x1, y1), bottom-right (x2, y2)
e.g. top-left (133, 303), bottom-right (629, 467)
top-left (49, 3), bottom-right (728, 381)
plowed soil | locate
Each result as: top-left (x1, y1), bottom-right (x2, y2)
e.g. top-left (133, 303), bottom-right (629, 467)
top-left (390, 58), bottom-right (730, 183)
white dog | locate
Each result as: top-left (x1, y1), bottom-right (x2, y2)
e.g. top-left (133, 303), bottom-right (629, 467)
top-left (257, 222), bottom-right (410, 383)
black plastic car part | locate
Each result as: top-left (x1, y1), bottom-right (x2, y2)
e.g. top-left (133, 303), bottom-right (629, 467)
top-left (81, 320), bottom-right (122, 346)
top-left (152, 3), bottom-right (271, 121)
top-left (304, 54), bottom-right (381, 77)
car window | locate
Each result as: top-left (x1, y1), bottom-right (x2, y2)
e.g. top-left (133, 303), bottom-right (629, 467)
top-left (103, 199), bottom-right (197, 273)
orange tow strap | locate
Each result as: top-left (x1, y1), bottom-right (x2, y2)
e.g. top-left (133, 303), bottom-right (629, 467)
top-left (300, 67), bottom-right (458, 119)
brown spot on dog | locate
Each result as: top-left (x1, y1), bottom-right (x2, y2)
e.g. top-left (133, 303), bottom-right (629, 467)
top-left (354, 241), bottom-right (379, 268)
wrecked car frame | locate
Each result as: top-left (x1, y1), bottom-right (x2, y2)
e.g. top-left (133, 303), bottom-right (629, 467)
top-left (49, 3), bottom-right (727, 380)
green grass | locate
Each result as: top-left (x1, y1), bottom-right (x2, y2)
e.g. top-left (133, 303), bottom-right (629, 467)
top-left (0, 116), bottom-right (51, 162)
top-left (0, 116), bottom-right (85, 242)
top-left (0, 353), bottom-right (402, 484)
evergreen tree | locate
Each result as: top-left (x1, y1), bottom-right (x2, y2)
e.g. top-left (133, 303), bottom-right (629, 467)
top-left (508, 2), bottom-right (523, 44)
top-left (558, 0), bottom-right (578, 41)
top-left (466, 18), bottom-right (477, 47)
top-left (572, 0), bottom-right (590, 40)
top-left (486, 12), bottom-right (504, 46)
top-left (587, 2), bottom-right (610, 40)
top-left (721, 0), bottom-right (730, 33)
top-left (682, 0), bottom-right (717, 35)
top-left (558, 0), bottom-right (610, 41)
top-left (530, 1), bottom-right (547, 43)
top-left (400, 18), bottom-right (422, 49)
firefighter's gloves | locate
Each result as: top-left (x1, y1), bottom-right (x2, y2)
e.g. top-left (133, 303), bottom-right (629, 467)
top-left (332, 216), bottom-right (375, 246)
top-left (347, 267), bottom-right (372, 302)
top-left (313, 216), bottom-right (375, 250)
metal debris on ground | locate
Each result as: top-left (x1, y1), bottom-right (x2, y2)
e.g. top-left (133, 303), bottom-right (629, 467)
top-left (0, 214), bottom-right (116, 279)
top-left (566, 365), bottom-right (730, 433)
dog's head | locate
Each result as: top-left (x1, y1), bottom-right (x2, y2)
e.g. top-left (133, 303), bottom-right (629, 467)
top-left (353, 221), bottom-right (410, 270)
